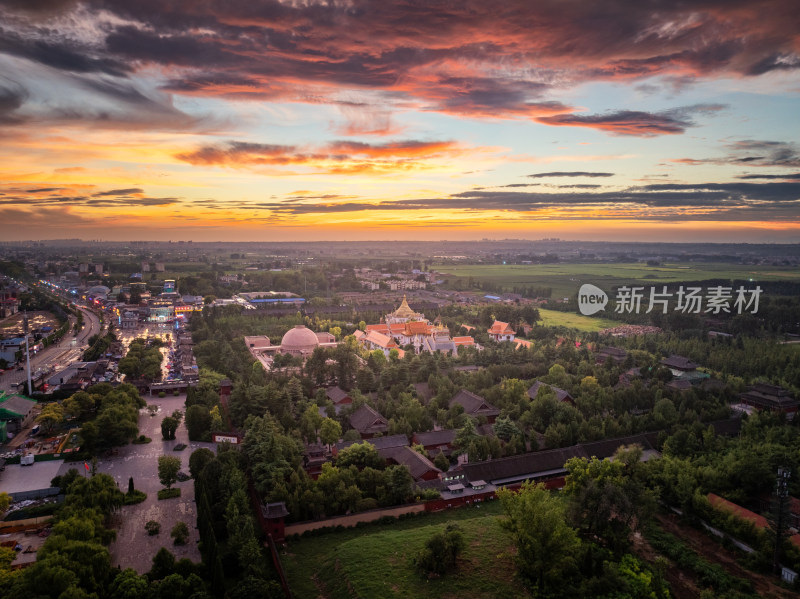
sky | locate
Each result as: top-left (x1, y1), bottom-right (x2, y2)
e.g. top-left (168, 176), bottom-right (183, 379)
top-left (0, 0), bottom-right (799, 243)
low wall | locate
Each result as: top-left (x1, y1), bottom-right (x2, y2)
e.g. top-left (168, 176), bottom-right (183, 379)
top-left (0, 516), bottom-right (53, 532)
top-left (285, 503), bottom-right (426, 537)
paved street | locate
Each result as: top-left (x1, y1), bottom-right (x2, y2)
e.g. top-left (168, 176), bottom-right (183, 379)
top-left (103, 393), bottom-right (215, 573)
top-left (0, 306), bottom-right (102, 394)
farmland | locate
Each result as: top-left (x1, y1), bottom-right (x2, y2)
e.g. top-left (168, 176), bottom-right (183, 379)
top-left (536, 308), bottom-right (619, 332)
top-left (433, 262), bottom-right (800, 299)
top-left (282, 501), bottom-right (530, 599)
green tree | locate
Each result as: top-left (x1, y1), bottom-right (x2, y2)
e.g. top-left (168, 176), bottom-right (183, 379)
top-left (36, 402), bottom-right (65, 434)
top-left (319, 418), bottom-right (342, 448)
top-left (336, 441), bottom-right (384, 470)
top-left (498, 481), bottom-right (581, 594)
top-left (185, 404), bottom-right (212, 441)
top-left (0, 492), bottom-right (10, 517)
top-left (413, 523), bottom-right (465, 576)
top-left (158, 455), bottom-right (181, 490)
top-left (564, 445), bottom-right (655, 555)
top-left (110, 568), bottom-right (153, 599)
top-left (188, 448), bottom-right (215, 479)
top-left (161, 416), bottom-right (178, 440)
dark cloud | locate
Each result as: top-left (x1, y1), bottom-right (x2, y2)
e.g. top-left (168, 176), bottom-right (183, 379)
top-left (737, 173), bottom-right (800, 180)
top-left (251, 181), bottom-right (800, 222)
top-left (92, 188), bottom-right (144, 197)
top-left (0, 183), bottom-right (178, 207)
top-left (0, 78), bottom-right (27, 124)
top-left (673, 140), bottom-right (800, 168)
top-left (1, 1), bottom-right (793, 127)
top-left (0, 29), bottom-right (131, 77)
top-left (528, 171), bottom-right (614, 178)
top-left (536, 105), bottom-right (725, 136)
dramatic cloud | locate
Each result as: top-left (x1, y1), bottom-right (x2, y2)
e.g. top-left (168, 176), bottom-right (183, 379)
top-left (0, 78), bottom-right (27, 124)
top-left (174, 139), bottom-right (481, 174)
top-left (673, 140), bottom-right (800, 168)
top-left (253, 181), bottom-right (800, 222)
top-left (0, 1), bottom-right (795, 126)
top-left (0, 183), bottom-right (178, 207)
top-left (536, 105), bottom-right (725, 137)
top-left (737, 173), bottom-right (800, 180)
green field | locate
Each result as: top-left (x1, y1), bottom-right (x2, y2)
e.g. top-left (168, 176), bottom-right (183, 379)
top-left (434, 262), bottom-right (800, 299)
top-left (282, 502), bottom-right (530, 599)
top-left (536, 308), bottom-right (618, 332)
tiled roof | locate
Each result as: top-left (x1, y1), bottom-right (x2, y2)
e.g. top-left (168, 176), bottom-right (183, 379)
top-left (661, 355), bottom-right (698, 370)
top-left (380, 445), bottom-right (441, 480)
top-left (450, 389), bottom-right (500, 417)
top-left (326, 386), bottom-right (351, 404)
top-left (414, 429), bottom-right (456, 447)
top-left (527, 381), bottom-right (573, 403)
top-left (337, 433), bottom-right (409, 452)
top-left (349, 404), bottom-right (389, 434)
top-left (707, 494), bottom-right (768, 529)
top-left (488, 320), bottom-right (515, 335)
top-left (364, 330), bottom-right (397, 349)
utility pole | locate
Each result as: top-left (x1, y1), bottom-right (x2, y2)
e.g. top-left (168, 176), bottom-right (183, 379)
top-left (24, 311), bottom-right (32, 396)
top-left (772, 467), bottom-right (791, 576)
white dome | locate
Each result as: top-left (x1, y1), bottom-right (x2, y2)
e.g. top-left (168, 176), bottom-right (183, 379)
top-left (280, 325), bottom-right (319, 353)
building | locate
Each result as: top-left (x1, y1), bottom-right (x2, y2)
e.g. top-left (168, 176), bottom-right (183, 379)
top-left (527, 381), bottom-right (575, 404)
top-left (0, 337), bottom-right (27, 364)
top-left (348, 404), bottom-right (389, 438)
top-left (661, 354), bottom-right (710, 386)
top-left (487, 320), bottom-right (515, 342)
top-left (325, 386), bottom-right (353, 409)
top-left (245, 326), bottom-right (339, 371)
top-left (237, 291), bottom-right (305, 308)
top-left (354, 296), bottom-right (475, 357)
top-left (450, 389), bottom-right (500, 423)
top-left (381, 445), bottom-right (441, 481)
top-left (0, 392), bottom-right (37, 433)
top-left (739, 383), bottom-right (799, 416)
top-left (597, 347), bottom-right (628, 364)
top-left (412, 429), bottom-right (456, 457)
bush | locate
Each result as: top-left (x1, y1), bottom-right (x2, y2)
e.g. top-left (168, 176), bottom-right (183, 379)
top-left (124, 490), bottom-right (147, 505)
top-left (171, 521), bottom-right (190, 545)
top-left (157, 488), bottom-right (181, 500)
top-left (145, 520), bottom-right (161, 535)
top-left (132, 435), bottom-right (151, 444)
top-left (413, 523), bottom-right (465, 576)
top-left (158, 391), bottom-right (166, 398)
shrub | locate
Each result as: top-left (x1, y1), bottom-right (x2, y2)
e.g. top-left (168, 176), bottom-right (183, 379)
top-left (158, 488), bottom-right (181, 500)
top-left (171, 521), bottom-right (190, 545)
top-left (158, 391), bottom-right (166, 398)
top-left (145, 520), bottom-right (161, 535)
top-left (413, 523), bottom-right (465, 576)
top-left (124, 490), bottom-right (147, 505)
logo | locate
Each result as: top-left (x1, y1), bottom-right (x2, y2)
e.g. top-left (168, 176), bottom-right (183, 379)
top-left (578, 284), bottom-right (608, 315)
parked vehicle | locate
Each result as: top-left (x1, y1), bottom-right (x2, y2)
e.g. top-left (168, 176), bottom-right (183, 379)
top-left (20, 454), bottom-right (34, 466)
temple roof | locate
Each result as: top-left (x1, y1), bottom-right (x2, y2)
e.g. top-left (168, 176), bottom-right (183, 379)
top-left (392, 295), bottom-right (419, 319)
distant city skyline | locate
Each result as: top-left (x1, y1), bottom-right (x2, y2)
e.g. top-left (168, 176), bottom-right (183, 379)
top-left (0, 1), bottom-right (798, 242)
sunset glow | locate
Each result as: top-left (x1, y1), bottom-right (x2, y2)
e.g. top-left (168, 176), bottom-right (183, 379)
top-left (1, 0), bottom-right (798, 242)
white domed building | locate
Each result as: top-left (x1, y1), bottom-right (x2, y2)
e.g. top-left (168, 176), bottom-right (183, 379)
top-left (244, 325), bottom-right (338, 369)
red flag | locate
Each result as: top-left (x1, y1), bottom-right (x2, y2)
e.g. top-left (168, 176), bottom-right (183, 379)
top-left (84, 462), bottom-right (90, 471)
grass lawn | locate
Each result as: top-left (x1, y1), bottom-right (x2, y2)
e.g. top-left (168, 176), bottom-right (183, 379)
top-left (434, 262), bottom-right (800, 299)
top-left (282, 501), bottom-right (531, 599)
top-left (536, 308), bottom-right (619, 332)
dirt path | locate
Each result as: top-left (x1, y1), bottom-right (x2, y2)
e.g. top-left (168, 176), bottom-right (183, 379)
top-left (654, 513), bottom-right (795, 599)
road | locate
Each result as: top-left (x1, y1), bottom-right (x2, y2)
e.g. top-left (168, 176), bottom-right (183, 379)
top-left (0, 306), bottom-right (103, 394)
